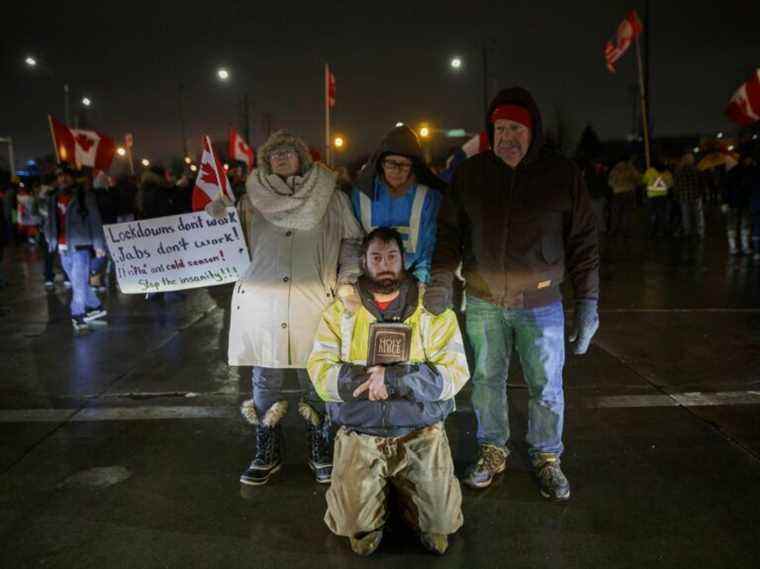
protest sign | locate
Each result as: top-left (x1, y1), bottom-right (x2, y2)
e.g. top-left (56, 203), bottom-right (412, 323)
top-left (104, 208), bottom-right (249, 294)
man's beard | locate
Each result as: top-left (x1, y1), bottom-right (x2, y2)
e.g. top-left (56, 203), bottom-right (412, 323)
top-left (366, 271), bottom-right (402, 295)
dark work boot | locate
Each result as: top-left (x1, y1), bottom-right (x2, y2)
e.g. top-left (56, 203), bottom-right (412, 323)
top-left (533, 453), bottom-right (571, 501)
top-left (463, 444), bottom-right (508, 489)
top-left (240, 424), bottom-right (282, 486)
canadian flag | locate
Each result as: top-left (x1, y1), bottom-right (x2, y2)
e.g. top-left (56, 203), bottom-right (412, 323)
top-left (604, 10), bottom-right (643, 73)
top-left (327, 66), bottom-right (336, 108)
top-left (192, 136), bottom-right (235, 212)
top-left (228, 128), bottom-right (255, 170)
top-left (48, 115), bottom-right (116, 170)
top-left (725, 70), bottom-right (760, 126)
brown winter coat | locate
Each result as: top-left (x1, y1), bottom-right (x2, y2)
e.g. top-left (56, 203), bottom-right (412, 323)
top-left (431, 87), bottom-right (599, 308)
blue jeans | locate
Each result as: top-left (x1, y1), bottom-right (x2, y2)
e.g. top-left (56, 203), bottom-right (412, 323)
top-left (60, 248), bottom-right (101, 317)
top-left (252, 366), bottom-right (325, 418)
top-left (680, 198), bottom-right (705, 237)
top-left (465, 295), bottom-right (565, 458)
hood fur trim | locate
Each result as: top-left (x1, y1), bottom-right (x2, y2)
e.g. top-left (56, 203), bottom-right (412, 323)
top-left (240, 399), bottom-right (289, 427)
top-left (256, 130), bottom-right (313, 176)
top-left (298, 401), bottom-right (322, 427)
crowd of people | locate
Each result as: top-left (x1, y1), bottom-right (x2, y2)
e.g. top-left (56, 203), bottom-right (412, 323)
top-left (581, 149), bottom-right (760, 260)
top-left (0, 161), bottom-right (211, 327)
top-left (0, 84), bottom-right (759, 557)
top-left (200, 86), bottom-right (599, 556)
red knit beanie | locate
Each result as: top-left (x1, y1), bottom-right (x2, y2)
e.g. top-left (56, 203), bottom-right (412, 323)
top-left (490, 104), bottom-right (533, 130)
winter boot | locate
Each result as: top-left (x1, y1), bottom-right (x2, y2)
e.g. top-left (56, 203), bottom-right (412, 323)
top-left (240, 400), bottom-right (288, 486)
top-left (299, 402), bottom-right (333, 483)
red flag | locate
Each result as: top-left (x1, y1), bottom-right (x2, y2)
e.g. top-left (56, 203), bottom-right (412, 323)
top-left (604, 10), bottom-right (643, 73)
top-left (725, 70), bottom-right (760, 126)
top-left (48, 115), bottom-right (116, 170)
top-left (227, 128), bottom-right (255, 170)
top-left (192, 136), bottom-right (235, 211)
top-left (327, 68), bottom-right (336, 108)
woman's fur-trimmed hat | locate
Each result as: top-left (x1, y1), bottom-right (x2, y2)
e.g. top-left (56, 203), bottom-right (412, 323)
top-left (256, 130), bottom-right (313, 176)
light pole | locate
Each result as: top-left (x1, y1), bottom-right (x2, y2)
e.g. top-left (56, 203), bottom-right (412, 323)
top-left (0, 137), bottom-right (16, 177)
top-left (24, 55), bottom-right (72, 125)
top-left (215, 66), bottom-right (253, 145)
top-left (449, 45), bottom-right (492, 118)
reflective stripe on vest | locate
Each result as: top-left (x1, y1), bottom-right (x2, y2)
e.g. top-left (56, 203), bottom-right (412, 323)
top-left (647, 176), bottom-right (669, 198)
top-left (358, 185), bottom-right (429, 254)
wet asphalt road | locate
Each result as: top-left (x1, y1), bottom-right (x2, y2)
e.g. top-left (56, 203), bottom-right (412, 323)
top-left (1, 210), bottom-right (759, 568)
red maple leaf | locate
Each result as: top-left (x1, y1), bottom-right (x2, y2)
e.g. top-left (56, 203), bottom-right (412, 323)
top-left (200, 161), bottom-right (218, 185)
top-left (238, 141), bottom-right (247, 154)
top-left (75, 133), bottom-right (95, 152)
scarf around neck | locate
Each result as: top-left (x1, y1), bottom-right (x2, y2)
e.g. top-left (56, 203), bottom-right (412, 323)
top-left (246, 163), bottom-right (337, 230)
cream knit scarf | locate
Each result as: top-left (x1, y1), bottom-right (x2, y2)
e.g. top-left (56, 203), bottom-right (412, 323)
top-left (246, 163), bottom-right (337, 231)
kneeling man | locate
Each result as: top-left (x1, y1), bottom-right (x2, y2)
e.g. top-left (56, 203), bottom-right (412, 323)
top-left (307, 227), bottom-right (469, 556)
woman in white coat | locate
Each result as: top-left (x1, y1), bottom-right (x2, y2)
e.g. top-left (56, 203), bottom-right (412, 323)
top-left (209, 131), bottom-right (363, 486)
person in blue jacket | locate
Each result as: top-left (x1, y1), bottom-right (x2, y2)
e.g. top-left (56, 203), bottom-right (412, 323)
top-left (351, 125), bottom-right (445, 284)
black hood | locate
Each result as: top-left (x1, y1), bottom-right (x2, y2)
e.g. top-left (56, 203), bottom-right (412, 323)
top-left (356, 273), bottom-right (419, 322)
top-left (355, 125), bottom-right (446, 195)
top-left (486, 86), bottom-right (545, 166)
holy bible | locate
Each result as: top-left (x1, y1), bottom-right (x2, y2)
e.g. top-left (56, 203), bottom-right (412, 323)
top-left (367, 322), bottom-right (412, 366)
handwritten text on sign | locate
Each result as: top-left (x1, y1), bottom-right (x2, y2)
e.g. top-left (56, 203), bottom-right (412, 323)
top-left (104, 208), bottom-right (250, 293)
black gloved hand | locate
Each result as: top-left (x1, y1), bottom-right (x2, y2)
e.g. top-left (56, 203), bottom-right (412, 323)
top-left (422, 285), bottom-right (452, 316)
top-left (569, 299), bottom-right (599, 355)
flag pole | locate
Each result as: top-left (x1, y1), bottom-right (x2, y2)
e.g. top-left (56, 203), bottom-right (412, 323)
top-left (634, 34), bottom-right (652, 169)
top-left (47, 115), bottom-right (61, 164)
top-left (324, 63), bottom-right (331, 167)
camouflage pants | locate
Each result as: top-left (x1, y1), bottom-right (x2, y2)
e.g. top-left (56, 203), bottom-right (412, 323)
top-left (325, 423), bottom-right (463, 538)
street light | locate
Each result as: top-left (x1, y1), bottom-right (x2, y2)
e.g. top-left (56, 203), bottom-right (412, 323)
top-left (334, 135), bottom-right (345, 149)
top-left (395, 122), bottom-right (404, 127)
top-left (217, 67), bottom-right (230, 81)
top-left (190, 164), bottom-right (198, 172)
top-left (81, 97), bottom-right (92, 107)
top-left (717, 132), bottom-right (724, 139)
top-left (116, 147), bottom-right (126, 157)
top-left (21, 55), bottom-right (71, 124)
top-left (141, 158), bottom-right (150, 167)
top-left (450, 56), bottom-right (463, 70)
top-left (419, 126), bottom-right (430, 138)
top-left (692, 147), bottom-right (700, 154)
top-left (184, 156), bottom-right (192, 164)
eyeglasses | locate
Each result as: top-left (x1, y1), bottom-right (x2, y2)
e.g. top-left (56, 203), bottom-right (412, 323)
top-left (382, 159), bottom-right (413, 173)
top-left (269, 149), bottom-right (297, 161)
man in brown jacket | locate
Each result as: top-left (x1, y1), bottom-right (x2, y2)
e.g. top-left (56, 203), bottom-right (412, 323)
top-left (425, 86), bottom-right (599, 500)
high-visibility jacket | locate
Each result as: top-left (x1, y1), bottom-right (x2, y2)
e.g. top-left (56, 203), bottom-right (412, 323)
top-left (307, 283), bottom-right (469, 437)
top-left (352, 179), bottom-right (441, 284)
top-left (643, 168), bottom-right (673, 199)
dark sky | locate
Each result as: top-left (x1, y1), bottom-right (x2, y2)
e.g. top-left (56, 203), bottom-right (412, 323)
top-left (3, 0), bottom-right (759, 170)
